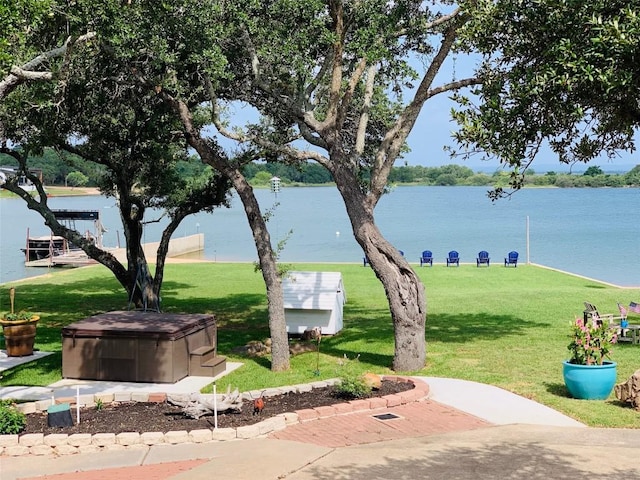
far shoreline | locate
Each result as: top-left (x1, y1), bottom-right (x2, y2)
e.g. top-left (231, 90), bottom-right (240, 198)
top-left (44, 186), bottom-right (102, 197)
top-left (3, 182), bottom-right (639, 200)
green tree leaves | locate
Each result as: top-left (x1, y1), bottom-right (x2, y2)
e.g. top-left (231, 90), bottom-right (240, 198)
top-left (453, 0), bottom-right (640, 183)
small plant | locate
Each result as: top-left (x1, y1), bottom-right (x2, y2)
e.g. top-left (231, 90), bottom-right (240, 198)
top-left (568, 315), bottom-right (617, 365)
top-left (336, 373), bottom-right (372, 399)
top-left (335, 353), bottom-right (372, 399)
top-left (0, 400), bottom-right (26, 434)
top-left (95, 398), bottom-right (104, 411)
top-left (2, 311), bottom-right (36, 322)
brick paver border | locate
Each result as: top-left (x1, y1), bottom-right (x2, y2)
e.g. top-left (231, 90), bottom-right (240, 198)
top-left (2, 376), bottom-right (429, 457)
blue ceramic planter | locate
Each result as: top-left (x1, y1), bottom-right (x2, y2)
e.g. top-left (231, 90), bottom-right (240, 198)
top-left (562, 360), bottom-right (617, 400)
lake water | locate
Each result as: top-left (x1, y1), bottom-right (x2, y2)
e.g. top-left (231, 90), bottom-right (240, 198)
top-left (1, 186), bottom-right (639, 287)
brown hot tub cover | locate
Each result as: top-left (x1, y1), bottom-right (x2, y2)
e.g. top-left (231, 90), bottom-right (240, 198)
top-left (62, 311), bottom-right (217, 383)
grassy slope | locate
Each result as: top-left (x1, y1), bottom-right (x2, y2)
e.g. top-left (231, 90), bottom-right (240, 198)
top-left (1, 262), bottom-right (639, 427)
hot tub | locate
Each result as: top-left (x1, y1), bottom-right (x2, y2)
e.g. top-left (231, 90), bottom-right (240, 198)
top-left (62, 311), bottom-right (218, 383)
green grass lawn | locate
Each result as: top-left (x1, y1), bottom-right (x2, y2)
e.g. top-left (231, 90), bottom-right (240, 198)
top-left (1, 262), bottom-right (639, 428)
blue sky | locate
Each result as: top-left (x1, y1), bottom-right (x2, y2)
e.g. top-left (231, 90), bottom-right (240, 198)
top-left (404, 54), bottom-right (639, 172)
top-left (405, 87), bottom-right (639, 172)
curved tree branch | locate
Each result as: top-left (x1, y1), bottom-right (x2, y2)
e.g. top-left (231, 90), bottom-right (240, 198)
top-left (369, 13), bottom-right (466, 202)
top-left (0, 32), bottom-right (96, 101)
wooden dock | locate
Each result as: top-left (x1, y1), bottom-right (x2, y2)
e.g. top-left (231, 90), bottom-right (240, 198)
top-left (25, 252), bottom-right (98, 268)
top-left (24, 234), bottom-right (204, 268)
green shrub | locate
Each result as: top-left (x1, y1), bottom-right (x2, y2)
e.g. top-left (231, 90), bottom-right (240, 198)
top-left (0, 401), bottom-right (26, 434)
top-left (335, 373), bottom-right (372, 399)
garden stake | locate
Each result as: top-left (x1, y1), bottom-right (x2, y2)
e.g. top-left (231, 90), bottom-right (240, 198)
top-left (213, 383), bottom-right (218, 429)
top-left (313, 332), bottom-right (321, 376)
top-left (76, 386), bottom-right (80, 424)
top-left (9, 287), bottom-right (15, 314)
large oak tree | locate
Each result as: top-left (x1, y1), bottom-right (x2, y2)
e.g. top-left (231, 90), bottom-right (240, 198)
top-left (209, 1), bottom-right (481, 371)
top-left (0, 1), bottom-right (232, 310)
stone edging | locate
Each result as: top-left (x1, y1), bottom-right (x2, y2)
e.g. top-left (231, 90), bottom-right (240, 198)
top-left (1, 375), bottom-right (428, 457)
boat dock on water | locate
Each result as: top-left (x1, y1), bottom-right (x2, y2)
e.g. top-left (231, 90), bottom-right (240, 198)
top-left (24, 250), bottom-right (100, 268)
top-left (22, 208), bottom-right (205, 269)
top-left (22, 209), bottom-right (105, 267)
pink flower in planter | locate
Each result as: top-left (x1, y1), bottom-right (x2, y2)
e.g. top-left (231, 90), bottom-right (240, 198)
top-left (568, 315), bottom-right (616, 366)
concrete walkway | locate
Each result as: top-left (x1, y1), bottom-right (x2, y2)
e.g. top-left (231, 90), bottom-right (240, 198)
top-left (421, 376), bottom-right (586, 427)
top-left (280, 425), bottom-right (640, 480)
top-left (0, 350), bottom-right (53, 373)
top-left (6, 426), bottom-right (640, 480)
top-left (3, 377), bottom-right (640, 480)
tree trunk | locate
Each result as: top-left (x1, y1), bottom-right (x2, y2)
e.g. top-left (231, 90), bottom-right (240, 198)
top-left (170, 105), bottom-right (290, 371)
top-left (222, 172), bottom-right (291, 372)
top-left (153, 218), bottom-right (181, 308)
top-left (334, 170), bottom-right (427, 371)
top-left (119, 193), bottom-right (160, 311)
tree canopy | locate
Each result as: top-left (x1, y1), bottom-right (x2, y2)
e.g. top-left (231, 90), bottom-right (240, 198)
top-left (0, 0), bottom-right (233, 309)
top-left (452, 0), bottom-right (640, 193)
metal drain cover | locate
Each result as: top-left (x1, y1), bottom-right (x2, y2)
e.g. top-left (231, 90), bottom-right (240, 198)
top-left (372, 413), bottom-right (401, 421)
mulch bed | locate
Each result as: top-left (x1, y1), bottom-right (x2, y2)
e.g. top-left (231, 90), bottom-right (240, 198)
top-left (21, 380), bottom-right (414, 436)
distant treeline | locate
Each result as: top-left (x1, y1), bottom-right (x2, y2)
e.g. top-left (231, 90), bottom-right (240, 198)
top-left (242, 162), bottom-right (640, 188)
top-left (388, 164), bottom-right (640, 188)
top-left (2, 149), bottom-right (639, 188)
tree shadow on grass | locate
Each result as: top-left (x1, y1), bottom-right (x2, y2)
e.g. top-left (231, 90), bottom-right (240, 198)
top-left (1, 274), bottom-right (270, 332)
top-left (426, 313), bottom-right (548, 343)
top-left (318, 303), bottom-right (395, 368)
top-left (318, 346), bottom-right (394, 370)
top-left (0, 278), bottom-right (128, 323)
top-left (162, 292), bottom-right (273, 353)
top-left (341, 303), bottom-right (547, 342)
top-left (302, 305), bottom-right (550, 370)
top-left (0, 277), bottom-right (549, 378)
top-left (0, 352), bottom-right (62, 387)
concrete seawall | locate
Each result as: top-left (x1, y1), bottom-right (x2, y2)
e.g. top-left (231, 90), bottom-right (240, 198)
top-left (111, 234), bottom-right (204, 263)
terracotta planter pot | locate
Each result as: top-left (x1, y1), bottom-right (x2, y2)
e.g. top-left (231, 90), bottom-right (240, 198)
top-left (1, 316), bottom-right (40, 357)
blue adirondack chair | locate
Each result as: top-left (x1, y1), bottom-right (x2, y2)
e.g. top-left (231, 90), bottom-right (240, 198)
top-left (476, 250), bottom-right (490, 267)
top-left (504, 251), bottom-right (519, 267)
top-left (420, 250), bottom-right (433, 267)
top-left (446, 250), bottom-right (459, 267)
